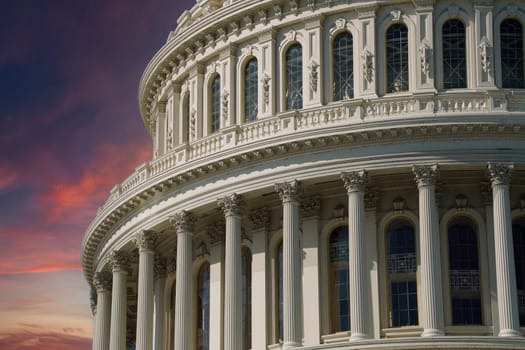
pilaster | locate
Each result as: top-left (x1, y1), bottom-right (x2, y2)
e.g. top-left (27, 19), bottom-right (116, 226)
top-left (304, 15), bottom-right (324, 107)
top-left (414, 1), bottom-right (435, 90)
top-left (356, 5), bottom-right (377, 98)
top-left (258, 29), bottom-right (276, 118)
top-left (475, 0), bottom-right (495, 87)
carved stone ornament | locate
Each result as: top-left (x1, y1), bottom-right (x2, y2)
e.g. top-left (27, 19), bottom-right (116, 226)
top-left (275, 180), bottom-right (303, 202)
top-left (108, 250), bottom-right (131, 272)
top-left (362, 49), bottom-right (374, 83)
top-left (196, 241), bottom-right (210, 258)
top-left (250, 207), bottom-right (270, 230)
top-left (93, 271), bottom-right (113, 292)
top-left (261, 74), bottom-right (271, 105)
top-left (154, 256), bottom-right (167, 279)
top-left (412, 164), bottom-right (439, 187)
top-left (393, 197), bottom-right (406, 211)
top-left (167, 258), bottom-right (177, 274)
top-left (335, 18), bottom-right (347, 30)
top-left (479, 36), bottom-right (491, 74)
top-left (217, 193), bottom-right (246, 216)
top-left (341, 170), bottom-right (368, 193)
top-left (302, 197), bottom-right (321, 218)
top-left (419, 42), bottom-right (430, 76)
top-left (90, 285), bottom-right (97, 315)
top-left (285, 29), bottom-right (297, 42)
top-left (134, 229), bottom-right (158, 251)
top-left (455, 194), bottom-right (468, 210)
top-left (222, 89), bottom-right (229, 122)
top-left (208, 219), bottom-right (226, 243)
top-left (190, 108), bottom-right (197, 141)
top-left (169, 210), bottom-right (197, 233)
top-left (333, 204), bottom-right (345, 219)
top-left (390, 9), bottom-right (402, 22)
top-left (365, 188), bottom-right (379, 209)
top-left (487, 162), bottom-right (514, 186)
top-left (309, 60), bottom-right (319, 93)
top-left (290, 0), bottom-right (298, 13)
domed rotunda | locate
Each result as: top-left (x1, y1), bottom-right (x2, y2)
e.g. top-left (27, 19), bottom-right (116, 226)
top-left (83, 0), bottom-right (525, 349)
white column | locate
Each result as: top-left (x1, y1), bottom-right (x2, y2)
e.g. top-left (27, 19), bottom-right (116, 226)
top-left (341, 171), bottom-right (369, 340)
top-left (109, 251), bottom-right (130, 350)
top-left (413, 165), bottom-right (444, 337)
top-left (218, 193), bottom-right (245, 350)
top-left (153, 257), bottom-right (167, 350)
top-left (488, 162), bottom-right (521, 337)
top-left (275, 180), bottom-right (302, 349)
top-left (209, 236), bottom-right (224, 350)
top-left (169, 211), bottom-right (197, 350)
top-left (93, 271), bottom-right (112, 350)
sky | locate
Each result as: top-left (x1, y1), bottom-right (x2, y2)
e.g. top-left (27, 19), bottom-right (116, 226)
top-left (0, 0), bottom-right (194, 349)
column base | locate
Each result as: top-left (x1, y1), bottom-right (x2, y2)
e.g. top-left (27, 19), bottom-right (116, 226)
top-left (499, 329), bottom-right (522, 337)
top-left (350, 332), bottom-right (368, 341)
top-left (421, 328), bottom-right (444, 337)
top-left (282, 341), bottom-right (302, 350)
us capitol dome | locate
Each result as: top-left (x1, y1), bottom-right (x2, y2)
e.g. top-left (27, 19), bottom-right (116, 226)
top-left (82, 0), bottom-right (525, 349)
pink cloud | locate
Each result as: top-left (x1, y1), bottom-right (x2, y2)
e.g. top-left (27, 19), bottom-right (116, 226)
top-left (0, 329), bottom-right (90, 350)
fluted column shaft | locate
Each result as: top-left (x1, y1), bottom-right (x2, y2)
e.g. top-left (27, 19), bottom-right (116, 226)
top-left (276, 181), bottom-right (302, 349)
top-left (135, 231), bottom-right (158, 350)
top-left (218, 194), bottom-right (245, 350)
top-left (93, 272), bottom-right (112, 350)
top-left (413, 165), bottom-right (444, 337)
top-left (109, 251), bottom-right (130, 350)
top-left (341, 171), bottom-right (368, 340)
top-left (489, 163), bottom-right (521, 337)
top-left (153, 258), bottom-right (167, 350)
top-left (170, 211), bottom-right (196, 350)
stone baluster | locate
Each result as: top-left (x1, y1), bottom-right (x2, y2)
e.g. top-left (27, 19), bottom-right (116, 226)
top-left (275, 180), bottom-right (303, 349)
top-left (169, 211), bottom-right (197, 350)
top-left (93, 271), bottom-right (112, 350)
top-left (109, 251), bottom-right (131, 350)
top-left (218, 193), bottom-right (246, 350)
top-left (341, 171), bottom-right (369, 340)
top-left (412, 165), bottom-right (444, 336)
top-left (488, 162), bottom-right (521, 337)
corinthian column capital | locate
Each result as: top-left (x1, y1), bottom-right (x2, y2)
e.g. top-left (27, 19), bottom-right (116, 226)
top-left (488, 162), bottom-right (514, 186)
top-left (134, 229), bottom-right (158, 251)
top-left (341, 170), bottom-right (368, 193)
top-left (217, 193), bottom-right (246, 216)
top-left (169, 210), bottom-right (197, 233)
top-left (275, 180), bottom-right (302, 202)
top-left (93, 271), bottom-right (113, 293)
top-left (108, 250), bottom-right (131, 273)
top-left (412, 164), bottom-right (439, 187)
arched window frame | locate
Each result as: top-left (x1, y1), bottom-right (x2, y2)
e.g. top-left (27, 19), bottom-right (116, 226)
top-left (494, 6), bottom-right (525, 88)
top-left (279, 30), bottom-right (305, 112)
top-left (385, 22), bottom-right (410, 93)
top-left (439, 208), bottom-right (491, 331)
top-left (181, 90), bottom-right (191, 143)
top-left (237, 52), bottom-right (260, 124)
top-left (330, 29), bottom-right (355, 101)
top-left (208, 74), bottom-right (221, 134)
top-left (378, 211), bottom-right (421, 336)
top-left (194, 258), bottom-right (211, 350)
top-left (435, 6), bottom-right (474, 90)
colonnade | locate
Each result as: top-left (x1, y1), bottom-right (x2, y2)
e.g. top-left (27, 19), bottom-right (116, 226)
top-left (91, 162), bottom-right (521, 350)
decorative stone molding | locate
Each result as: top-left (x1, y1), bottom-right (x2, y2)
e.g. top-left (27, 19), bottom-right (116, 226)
top-left (133, 229), bottom-right (158, 251)
top-left (169, 210), bottom-right (197, 233)
top-left (167, 257), bottom-right (177, 274)
top-left (309, 60), bottom-right (319, 93)
top-left (488, 162), bottom-right (514, 186)
top-left (261, 73), bottom-right (271, 105)
top-left (333, 204), bottom-right (345, 219)
top-left (302, 197), bottom-right (321, 218)
top-left (393, 197), bottom-right (406, 212)
top-left (412, 164), bottom-right (439, 187)
top-left (217, 193), bottom-right (246, 216)
top-left (479, 36), bottom-right (491, 74)
top-left (195, 241), bottom-right (210, 258)
top-left (420, 42), bottom-right (430, 76)
top-left (365, 187), bottom-right (379, 210)
top-left (222, 89), bottom-right (229, 122)
top-left (341, 170), bottom-right (368, 193)
top-left (108, 250), bottom-right (131, 272)
top-left (250, 207), bottom-right (271, 230)
top-left (208, 219), bottom-right (226, 243)
top-left (455, 194), bottom-right (468, 210)
top-left (390, 9), bottom-right (402, 21)
top-left (275, 180), bottom-right (302, 202)
top-left (362, 49), bottom-right (374, 83)
top-left (93, 271), bottom-right (113, 292)
top-left (154, 256), bottom-right (167, 280)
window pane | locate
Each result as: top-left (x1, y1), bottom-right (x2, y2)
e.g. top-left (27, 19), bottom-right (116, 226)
top-left (386, 24), bottom-right (409, 92)
top-left (210, 75), bottom-right (221, 132)
top-left (333, 32), bottom-right (354, 100)
top-left (285, 44), bottom-right (303, 110)
top-left (448, 218), bottom-right (481, 325)
top-left (388, 221), bottom-right (418, 327)
top-left (501, 19), bottom-right (524, 88)
top-left (443, 19), bottom-right (467, 89)
top-left (242, 248), bottom-right (252, 350)
top-left (513, 218), bottom-right (525, 326)
top-left (329, 226), bottom-right (350, 332)
top-left (244, 58), bottom-right (258, 122)
top-left (197, 263), bottom-right (210, 350)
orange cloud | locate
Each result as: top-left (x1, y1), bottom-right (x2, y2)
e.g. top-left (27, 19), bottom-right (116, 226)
top-left (0, 329), bottom-right (90, 350)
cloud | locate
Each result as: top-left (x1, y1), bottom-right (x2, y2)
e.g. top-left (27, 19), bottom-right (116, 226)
top-left (0, 329), bottom-right (90, 350)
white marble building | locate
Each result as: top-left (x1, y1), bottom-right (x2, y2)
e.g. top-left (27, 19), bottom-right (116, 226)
top-left (82, 0), bottom-right (525, 349)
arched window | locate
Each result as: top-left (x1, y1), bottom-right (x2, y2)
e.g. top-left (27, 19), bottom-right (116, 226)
top-left (448, 217), bottom-right (481, 325)
top-left (513, 217), bottom-right (525, 326)
top-left (501, 19), bottom-right (524, 88)
top-left (387, 220), bottom-right (418, 327)
top-left (197, 262), bottom-right (210, 350)
top-left (386, 23), bottom-right (409, 93)
top-left (244, 58), bottom-right (258, 122)
top-left (442, 19), bottom-right (467, 89)
top-left (183, 93), bottom-right (190, 142)
top-left (242, 247), bottom-right (252, 350)
top-left (329, 226), bottom-right (350, 332)
top-left (285, 43), bottom-right (303, 110)
top-left (210, 75), bottom-right (221, 133)
top-left (333, 32), bottom-right (354, 100)
top-left (277, 241), bottom-right (283, 342)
